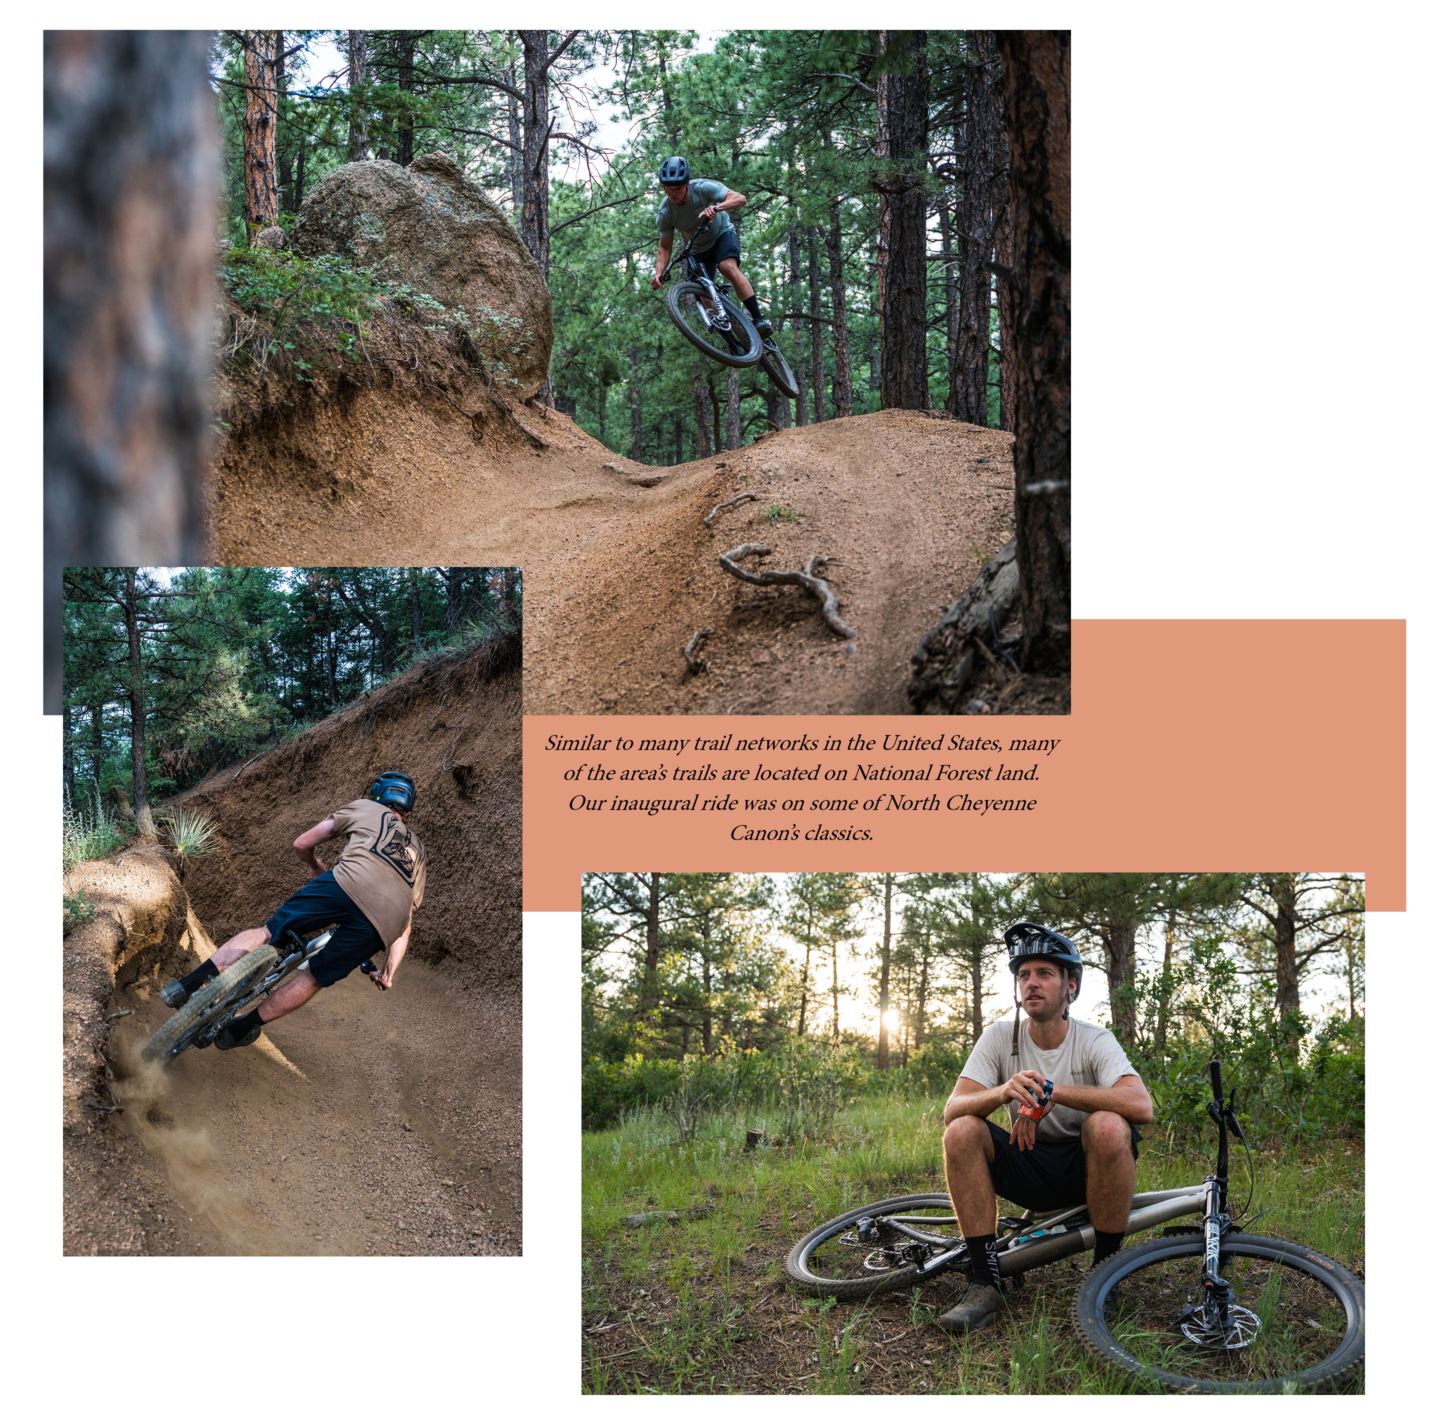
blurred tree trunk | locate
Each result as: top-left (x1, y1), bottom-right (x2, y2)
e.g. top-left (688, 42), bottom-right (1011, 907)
top-left (807, 226), bottom-right (825, 421)
top-left (627, 348), bottom-right (644, 460)
top-left (519, 31), bottom-right (551, 276)
top-left (997, 30), bottom-right (1070, 673)
top-left (787, 226), bottom-right (808, 425)
top-left (242, 30), bottom-right (280, 239)
top-left (826, 192), bottom-right (854, 417)
top-left (122, 571), bottom-right (156, 839)
top-left (347, 31), bottom-right (370, 161)
top-left (726, 369), bottom-right (742, 449)
top-left (43, 30), bottom-right (216, 711)
top-left (692, 373), bottom-right (714, 457)
top-left (875, 30), bottom-right (929, 410)
top-left (877, 874), bottom-right (894, 1069)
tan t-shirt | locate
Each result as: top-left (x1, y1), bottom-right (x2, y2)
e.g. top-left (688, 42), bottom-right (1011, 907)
top-left (326, 798), bottom-right (426, 947)
top-left (959, 1016), bottom-right (1136, 1144)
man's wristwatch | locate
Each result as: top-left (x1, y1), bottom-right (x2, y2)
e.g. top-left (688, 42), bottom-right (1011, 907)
top-left (1018, 1078), bottom-right (1055, 1122)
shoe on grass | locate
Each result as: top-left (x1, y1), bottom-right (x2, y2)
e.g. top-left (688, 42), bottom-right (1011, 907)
top-left (937, 1282), bottom-right (1008, 1333)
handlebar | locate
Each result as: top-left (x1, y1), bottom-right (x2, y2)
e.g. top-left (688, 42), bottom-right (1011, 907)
top-left (1209, 1057), bottom-right (1223, 1104)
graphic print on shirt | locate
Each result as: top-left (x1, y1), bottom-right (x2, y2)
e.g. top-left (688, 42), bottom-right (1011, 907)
top-left (368, 809), bottom-right (420, 885)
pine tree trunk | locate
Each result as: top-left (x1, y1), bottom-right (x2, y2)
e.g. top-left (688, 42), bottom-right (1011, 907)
top-left (825, 195), bottom-right (854, 417)
top-left (43, 31), bottom-right (215, 711)
top-left (520, 32), bottom-right (551, 276)
top-left (89, 704), bottom-right (105, 799)
top-left (798, 943), bottom-right (811, 1036)
top-left (123, 571), bottom-right (155, 839)
top-left (242, 31), bottom-right (280, 240)
top-left (807, 226), bottom-right (825, 421)
top-left (954, 34), bottom-right (1000, 423)
top-left (786, 226), bottom-right (808, 424)
top-left (701, 919), bottom-right (714, 1054)
top-left (276, 40), bottom-right (295, 214)
top-left (507, 61), bottom-right (524, 212)
top-left (875, 30), bottom-right (929, 410)
top-left (997, 30), bottom-right (1071, 673)
top-left (347, 31), bottom-right (370, 161)
top-left (63, 700), bottom-right (76, 807)
top-left (940, 199), bottom-right (961, 415)
top-left (1155, 905), bottom-right (1177, 1056)
top-left (692, 372), bottom-right (714, 457)
top-left (726, 369), bottom-right (741, 449)
top-left (877, 874), bottom-right (894, 1069)
top-left (1103, 921), bottom-right (1138, 1044)
top-left (1270, 873), bottom-right (1303, 1053)
top-left (394, 34), bottom-right (416, 168)
top-left (639, 873), bottom-right (661, 1017)
top-left (627, 348), bottom-right (644, 460)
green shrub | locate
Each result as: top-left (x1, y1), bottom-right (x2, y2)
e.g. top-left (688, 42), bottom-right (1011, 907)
top-left (62, 786), bottom-right (125, 872)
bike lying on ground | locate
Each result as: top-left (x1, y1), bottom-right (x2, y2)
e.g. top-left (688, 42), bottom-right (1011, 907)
top-left (142, 929), bottom-right (380, 1063)
top-left (784, 1058), bottom-right (1363, 1393)
top-left (660, 223), bottom-right (800, 399)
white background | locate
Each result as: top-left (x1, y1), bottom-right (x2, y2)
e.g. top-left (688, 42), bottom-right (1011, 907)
top-left (10, 2), bottom-right (1429, 1417)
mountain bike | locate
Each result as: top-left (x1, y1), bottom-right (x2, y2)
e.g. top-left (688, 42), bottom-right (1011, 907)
top-left (142, 929), bottom-right (379, 1063)
top-left (660, 223), bottom-right (799, 399)
top-left (784, 1058), bottom-right (1363, 1393)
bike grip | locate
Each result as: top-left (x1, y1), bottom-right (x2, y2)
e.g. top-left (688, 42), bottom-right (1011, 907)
top-left (1209, 1058), bottom-right (1223, 1099)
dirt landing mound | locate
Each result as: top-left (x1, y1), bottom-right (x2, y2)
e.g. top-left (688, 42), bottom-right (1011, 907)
top-left (211, 393), bottom-right (1013, 714)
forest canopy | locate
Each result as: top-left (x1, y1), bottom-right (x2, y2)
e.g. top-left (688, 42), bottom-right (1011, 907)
top-left (62, 566), bottom-right (520, 840)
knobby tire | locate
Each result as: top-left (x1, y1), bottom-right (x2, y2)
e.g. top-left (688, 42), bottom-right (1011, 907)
top-left (785, 1193), bottom-right (961, 1300)
top-left (1073, 1231), bottom-right (1364, 1393)
top-left (142, 944), bottom-right (279, 1062)
top-left (760, 343), bottom-right (801, 399)
top-left (664, 281), bottom-right (762, 368)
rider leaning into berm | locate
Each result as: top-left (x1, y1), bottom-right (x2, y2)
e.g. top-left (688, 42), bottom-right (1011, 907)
top-left (157, 771), bottom-right (424, 1052)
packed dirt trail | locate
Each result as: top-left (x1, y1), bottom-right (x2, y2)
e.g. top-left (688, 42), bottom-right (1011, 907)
top-left (211, 398), bottom-right (1013, 714)
top-left (103, 962), bottom-right (518, 1256)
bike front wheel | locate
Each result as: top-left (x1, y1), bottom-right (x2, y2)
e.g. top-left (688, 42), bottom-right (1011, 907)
top-left (785, 1193), bottom-right (963, 1300)
top-left (1074, 1231), bottom-right (1364, 1393)
top-left (665, 281), bottom-right (762, 367)
top-left (142, 944), bottom-right (279, 1062)
top-left (760, 342), bottom-right (801, 399)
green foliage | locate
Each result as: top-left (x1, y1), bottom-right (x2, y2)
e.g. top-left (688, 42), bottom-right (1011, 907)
top-left (62, 786), bottom-right (126, 872)
top-left (160, 808), bottom-right (218, 864)
top-left (63, 891), bottom-right (97, 932)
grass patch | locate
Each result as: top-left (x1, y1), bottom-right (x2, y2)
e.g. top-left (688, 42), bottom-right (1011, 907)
top-left (62, 787), bottom-right (126, 873)
top-left (582, 1094), bottom-right (1362, 1395)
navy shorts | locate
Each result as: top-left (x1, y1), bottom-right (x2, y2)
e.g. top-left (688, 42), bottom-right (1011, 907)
top-left (695, 227), bottom-right (741, 278)
top-left (264, 871), bottom-right (385, 988)
top-left (984, 1119), bottom-right (1141, 1213)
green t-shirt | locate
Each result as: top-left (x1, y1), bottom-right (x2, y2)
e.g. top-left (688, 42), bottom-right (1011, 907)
top-left (959, 1016), bottom-right (1137, 1144)
top-left (657, 178), bottom-right (732, 254)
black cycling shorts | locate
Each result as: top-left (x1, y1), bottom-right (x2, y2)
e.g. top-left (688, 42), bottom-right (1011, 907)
top-left (696, 227), bottom-right (741, 277)
top-left (264, 870), bottom-right (385, 988)
top-left (984, 1118), bottom-right (1141, 1214)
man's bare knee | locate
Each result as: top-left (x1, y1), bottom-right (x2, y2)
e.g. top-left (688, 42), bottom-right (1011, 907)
top-left (943, 1115), bottom-right (993, 1162)
top-left (1083, 1111), bottom-right (1131, 1156)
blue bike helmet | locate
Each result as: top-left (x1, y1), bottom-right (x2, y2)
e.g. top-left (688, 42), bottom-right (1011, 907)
top-left (370, 771), bottom-right (417, 814)
top-left (1004, 921), bottom-right (1084, 1054)
top-left (658, 155), bottom-right (690, 185)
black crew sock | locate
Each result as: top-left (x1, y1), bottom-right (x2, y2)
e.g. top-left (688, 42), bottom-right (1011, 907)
top-left (743, 294), bottom-right (762, 320)
top-left (1093, 1230), bottom-right (1124, 1266)
top-left (964, 1233), bottom-right (1004, 1291)
top-left (179, 960), bottom-right (220, 995)
top-left (228, 1008), bottom-right (264, 1038)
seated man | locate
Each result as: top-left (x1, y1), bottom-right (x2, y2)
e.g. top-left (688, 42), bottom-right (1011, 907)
top-left (160, 771), bottom-right (425, 1049)
top-left (938, 920), bottom-right (1153, 1331)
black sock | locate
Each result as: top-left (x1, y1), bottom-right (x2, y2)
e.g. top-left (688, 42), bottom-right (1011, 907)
top-left (179, 960), bottom-right (220, 994)
top-left (743, 295), bottom-right (762, 319)
top-left (964, 1233), bottom-right (1004, 1291)
top-left (1093, 1230), bottom-right (1124, 1266)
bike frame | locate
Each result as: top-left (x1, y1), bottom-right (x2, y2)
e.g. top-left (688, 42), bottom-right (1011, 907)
top-left (662, 226), bottom-right (741, 337)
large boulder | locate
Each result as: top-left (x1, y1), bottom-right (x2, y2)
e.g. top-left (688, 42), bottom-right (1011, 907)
top-left (292, 151), bottom-right (552, 399)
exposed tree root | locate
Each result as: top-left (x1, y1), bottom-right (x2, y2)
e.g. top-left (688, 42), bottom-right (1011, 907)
top-left (682, 627), bottom-right (712, 678)
top-left (718, 543), bottom-right (857, 641)
top-left (907, 538), bottom-right (1019, 713)
top-left (703, 492), bottom-right (759, 527)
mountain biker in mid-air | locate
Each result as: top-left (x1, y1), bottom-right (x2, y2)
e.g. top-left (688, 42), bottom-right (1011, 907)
top-left (650, 155), bottom-right (773, 337)
top-left (159, 772), bottom-right (426, 1050)
top-left (937, 921), bottom-right (1154, 1332)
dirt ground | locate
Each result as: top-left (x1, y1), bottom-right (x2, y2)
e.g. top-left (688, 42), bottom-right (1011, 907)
top-left (210, 391), bottom-right (1022, 714)
top-left (65, 962), bottom-right (520, 1257)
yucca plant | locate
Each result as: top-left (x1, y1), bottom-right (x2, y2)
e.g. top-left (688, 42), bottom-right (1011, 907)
top-left (160, 807), bottom-right (217, 865)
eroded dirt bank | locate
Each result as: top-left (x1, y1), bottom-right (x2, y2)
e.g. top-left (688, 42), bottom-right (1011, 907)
top-left (64, 641), bottom-right (521, 1255)
top-left (210, 388), bottom-right (1014, 714)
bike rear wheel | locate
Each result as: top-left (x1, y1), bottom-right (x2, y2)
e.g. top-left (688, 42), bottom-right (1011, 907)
top-left (1074, 1231), bottom-right (1364, 1393)
top-left (760, 342), bottom-right (800, 399)
top-left (142, 944), bottom-right (279, 1062)
top-left (785, 1194), bottom-right (963, 1300)
top-left (665, 281), bottom-right (762, 367)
